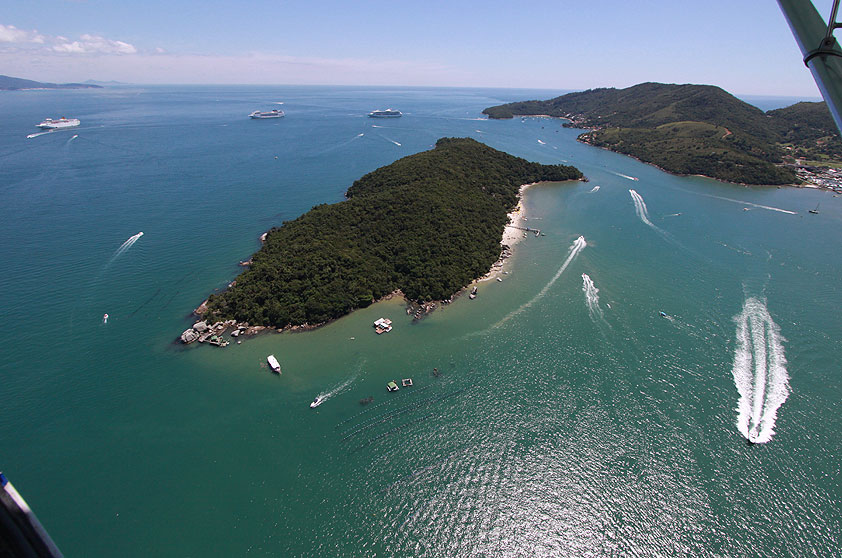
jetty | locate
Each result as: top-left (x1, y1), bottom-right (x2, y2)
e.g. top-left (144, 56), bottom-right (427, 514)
top-left (506, 224), bottom-right (542, 236)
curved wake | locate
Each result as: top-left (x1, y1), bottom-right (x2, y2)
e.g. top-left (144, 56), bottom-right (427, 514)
top-left (581, 273), bottom-right (603, 321)
top-left (732, 297), bottom-right (789, 444)
top-left (492, 236), bottom-right (586, 328)
top-left (109, 231), bottom-right (144, 263)
top-left (629, 189), bottom-right (655, 227)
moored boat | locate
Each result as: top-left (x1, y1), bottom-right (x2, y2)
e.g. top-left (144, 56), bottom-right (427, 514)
top-left (387, 381), bottom-right (399, 392)
top-left (267, 354), bottom-right (281, 373)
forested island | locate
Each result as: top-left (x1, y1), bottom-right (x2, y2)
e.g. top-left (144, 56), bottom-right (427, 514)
top-left (483, 82), bottom-right (842, 185)
top-left (199, 138), bottom-right (582, 329)
top-left (0, 74), bottom-right (102, 91)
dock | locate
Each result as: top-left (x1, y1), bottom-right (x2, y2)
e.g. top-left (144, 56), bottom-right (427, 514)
top-left (506, 224), bottom-right (542, 236)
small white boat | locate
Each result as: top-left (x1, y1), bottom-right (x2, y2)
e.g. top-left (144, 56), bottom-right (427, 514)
top-left (102, 313), bottom-right (108, 323)
top-left (310, 396), bottom-right (324, 408)
top-left (267, 354), bottom-right (281, 373)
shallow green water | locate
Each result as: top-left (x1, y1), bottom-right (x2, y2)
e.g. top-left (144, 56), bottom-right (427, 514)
top-left (0, 86), bottom-right (840, 556)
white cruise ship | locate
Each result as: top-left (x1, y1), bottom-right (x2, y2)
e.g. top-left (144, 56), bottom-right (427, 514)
top-left (368, 109), bottom-right (402, 118)
top-left (249, 109), bottom-right (284, 119)
top-left (37, 117), bottom-right (80, 129)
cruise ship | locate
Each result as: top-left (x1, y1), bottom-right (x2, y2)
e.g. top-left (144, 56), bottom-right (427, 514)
top-left (368, 109), bottom-right (402, 118)
top-left (249, 109), bottom-right (284, 119)
top-left (37, 117), bottom-right (80, 129)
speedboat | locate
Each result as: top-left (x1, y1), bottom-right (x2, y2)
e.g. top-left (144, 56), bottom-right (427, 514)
top-left (659, 311), bottom-right (667, 318)
top-left (310, 395), bottom-right (324, 408)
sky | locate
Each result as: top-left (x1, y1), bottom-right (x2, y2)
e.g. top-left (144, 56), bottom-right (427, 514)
top-left (0, 0), bottom-right (835, 97)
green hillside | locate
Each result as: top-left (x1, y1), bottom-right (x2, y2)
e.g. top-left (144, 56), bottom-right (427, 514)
top-left (203, 138), bottom-right (582, 328)
top-left (483, 82), bottom-right (842, 184)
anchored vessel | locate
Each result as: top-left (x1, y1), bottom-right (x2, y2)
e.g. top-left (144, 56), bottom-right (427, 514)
top-left (37, 117), bottom-right (80, 129)
top-left (368, 109), bottom-right (402, 118)
top-left (267, 354), bottom-right (281, 373)
top-left (249, 109), bottom-right (284, 119)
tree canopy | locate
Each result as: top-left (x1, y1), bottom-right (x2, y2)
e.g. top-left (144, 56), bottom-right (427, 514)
top-left (203, 138), bottom-right (582, 328)
top-left (483, 82), bottom-right (842, 184)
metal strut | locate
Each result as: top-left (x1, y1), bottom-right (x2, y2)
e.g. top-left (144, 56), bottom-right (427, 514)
top-left (779, 0), bottom-right (842, 134)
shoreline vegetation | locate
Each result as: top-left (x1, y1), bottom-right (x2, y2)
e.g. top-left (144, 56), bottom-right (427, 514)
top-left (483, 82), bottom-right (842, 186)
top-left (182, 138), bottom-right (583, 342)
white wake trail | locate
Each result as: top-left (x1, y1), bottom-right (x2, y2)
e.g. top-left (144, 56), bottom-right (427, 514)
top-left (492, 236), bottom-right (586, 328)
top-left (316, 374), bottom-right (358, 404)
top-left (692, 192), bottom-right (797, 215)
top-left (581, 273), bottom-right (603, 321)
top-left (732, 297), bottom-right (790, 444)
top-left (629, 189), bottom-right (655, 227)
top-left (611, 171), bottom-right (638, 181)
top-left (109, 231), bottom-right (144, 262)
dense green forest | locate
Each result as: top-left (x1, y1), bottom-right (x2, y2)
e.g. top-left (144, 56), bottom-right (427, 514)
top-left (203, 138), bottom-right (582, 328)
top-left (483, 82), bottom-right (842, 184)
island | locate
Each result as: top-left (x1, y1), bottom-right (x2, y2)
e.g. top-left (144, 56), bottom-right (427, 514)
top-left (0, 74), bottom-right (102, 91)
top-left (194, 138), bottom-right (582, 332)
top-left (483, 82), bottom-right (842, 185)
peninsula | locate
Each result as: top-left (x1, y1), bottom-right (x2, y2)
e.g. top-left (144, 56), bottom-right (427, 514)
top-left (0, 74), bottom-right (102, 91)
top-left (199, 138), bottom-right (582, 329)
top-left (483, 82), bottom-right (842, 185)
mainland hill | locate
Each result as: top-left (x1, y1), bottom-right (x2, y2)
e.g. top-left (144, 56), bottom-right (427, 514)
top-left (0, 74), bottom-right (102, 91)
top-left (202, 138), bottom-right (583, 328)
top-left (483, 82), bottom-right (842, 185)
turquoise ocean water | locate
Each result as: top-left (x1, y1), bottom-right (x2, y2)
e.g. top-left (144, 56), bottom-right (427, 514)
top-left (1, 86), bottom-right (840, 556)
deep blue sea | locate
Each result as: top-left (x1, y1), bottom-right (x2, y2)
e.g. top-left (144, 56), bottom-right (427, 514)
top-left (1, 85), bottom-right (840, 556)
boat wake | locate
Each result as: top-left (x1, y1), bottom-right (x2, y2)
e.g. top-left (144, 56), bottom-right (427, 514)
top-left (581, 273), bottom-right (603, 321)
top-left (537, 139), bottom-right (546, 145)
top-left (629, 189), bottom-right (656, 227)
top-left (732, 297), bottom-right (789, 444)
top-left (109, 231), bottom-right (144, 262)
top-left (687, 191), bottom-right (797, 215)
top-left (26, 131), bottom-right (53, 139)
top-left (587, 186), bottom-right (600, 193)
top-left (491, 236), bottom-right (586, 328)
top-left (611, 171), bottom-right (638, 181)
top-left (315, 375), bottom-right (358, 406)
top-left (68, 134), bottom-right (78, 142)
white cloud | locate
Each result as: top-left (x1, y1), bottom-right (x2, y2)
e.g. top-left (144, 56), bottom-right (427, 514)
top-left (0, 24), bottom-right (44, 44)
top-left (0, 23), bottom-right (135, 55)
top-left (52, 33), bottom-right (137, 55)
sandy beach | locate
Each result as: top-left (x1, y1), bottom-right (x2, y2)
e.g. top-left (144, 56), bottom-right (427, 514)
top-left (478, 182), bottom-right (537, 282)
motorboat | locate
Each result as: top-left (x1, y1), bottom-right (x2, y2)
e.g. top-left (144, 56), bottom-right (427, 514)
top-left (267, 354), bottom-right (281, 373)
top-left (310, 395), bottom-right (324, 408)
top-left (387, 381), bottom-right (399, 392)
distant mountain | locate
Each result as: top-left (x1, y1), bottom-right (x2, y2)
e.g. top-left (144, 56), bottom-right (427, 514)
top-left (0, 74), bottom-right (102, 91)
top-left (483, 82), bottom-right (842, 185)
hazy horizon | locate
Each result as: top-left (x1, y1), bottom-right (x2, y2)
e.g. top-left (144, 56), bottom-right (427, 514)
top-left (0, 1), bottom-right (835, 98)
